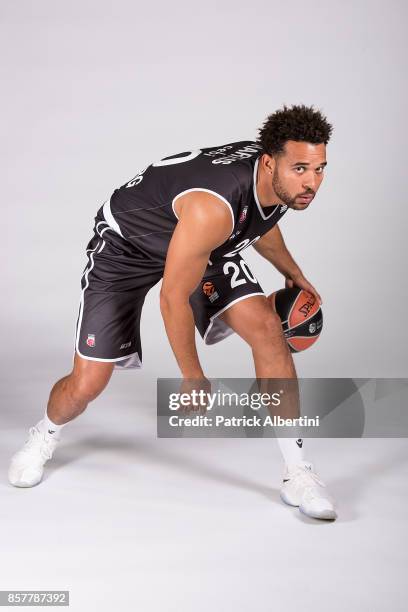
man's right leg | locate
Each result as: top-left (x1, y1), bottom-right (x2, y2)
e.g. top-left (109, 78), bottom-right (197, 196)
top-left (47, 353), bottom-right (114, 425)
top-left (9, 215), bottom-right (159, 488)
top-left (8, 354), bottom-right (114, 488)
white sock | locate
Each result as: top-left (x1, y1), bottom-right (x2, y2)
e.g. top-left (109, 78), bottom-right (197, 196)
top-left (276, 437), bottom-right (306, 470)
top-left (40, 411), bottom-right (66, 440)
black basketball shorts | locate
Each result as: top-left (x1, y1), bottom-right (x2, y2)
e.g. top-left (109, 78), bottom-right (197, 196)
top-left (74, 221), bottom-right (266, 370)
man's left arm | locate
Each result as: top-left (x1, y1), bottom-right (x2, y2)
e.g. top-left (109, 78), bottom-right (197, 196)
top-left (252, 224), bottom-right (322, 304)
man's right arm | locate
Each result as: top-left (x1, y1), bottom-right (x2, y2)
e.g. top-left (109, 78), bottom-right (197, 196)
top-left (160, 192), bottom-right (232, 378)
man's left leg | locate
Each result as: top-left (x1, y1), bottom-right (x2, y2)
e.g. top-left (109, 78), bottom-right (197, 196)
top-left (218, 294), bottom-right (337, 520)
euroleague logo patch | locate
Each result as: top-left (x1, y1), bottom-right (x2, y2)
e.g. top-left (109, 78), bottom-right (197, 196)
top-left (86, 334), bottom-right (95, 347)
top-left (202, 281), bottom-right (215, 296)
top-left (202, 281), bottom-right (219, 303)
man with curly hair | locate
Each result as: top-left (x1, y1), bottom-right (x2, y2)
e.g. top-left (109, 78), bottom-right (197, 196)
top-left (9, 104), bottom-right (337, 520)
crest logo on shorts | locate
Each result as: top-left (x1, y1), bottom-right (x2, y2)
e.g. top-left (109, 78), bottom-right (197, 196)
top-left (202, 281), bottom-right (219, 303)
top-left (239, 206), bottom-right (248, 223)
top-left (86, 334), bottom-right (96, 347)
top-left (202, 281), bottom-right (215, 297)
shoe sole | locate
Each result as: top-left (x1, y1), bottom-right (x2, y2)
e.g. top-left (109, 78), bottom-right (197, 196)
top-left (10, 481), bottom-right (41, 488)
top-left (299, 505), bottom-right (337, 521)
top-left (8, 472), bottom-right (43, 488)
top-left (281, 492), bottom-right (337, 520)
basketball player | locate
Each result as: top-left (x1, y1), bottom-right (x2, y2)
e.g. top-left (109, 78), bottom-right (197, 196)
top-left (8, 104), bottom-right (337, 520)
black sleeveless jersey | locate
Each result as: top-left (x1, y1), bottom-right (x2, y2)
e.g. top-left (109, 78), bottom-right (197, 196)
top-left (100, 140), bottom-right (289, 265)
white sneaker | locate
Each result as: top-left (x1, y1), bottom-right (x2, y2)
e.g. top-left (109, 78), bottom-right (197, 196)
top-left (8, 421), bottom-right (60, 488)
top-left (280, 461), bottom-right (337, 520)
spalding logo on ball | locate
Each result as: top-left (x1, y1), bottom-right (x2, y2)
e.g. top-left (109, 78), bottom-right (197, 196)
top-left (269, 287), bottom-right (323, 352)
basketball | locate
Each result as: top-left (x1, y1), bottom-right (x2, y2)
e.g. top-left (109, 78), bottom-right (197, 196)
top-left (268, 287), bottom-right (323, 352)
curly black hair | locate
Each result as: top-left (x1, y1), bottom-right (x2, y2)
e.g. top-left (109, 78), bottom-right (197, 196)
top-left (256, 104), bottom-right (333, 156)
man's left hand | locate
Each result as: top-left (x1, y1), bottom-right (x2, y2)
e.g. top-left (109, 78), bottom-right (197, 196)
top-left (285, 272), bottom-right (322, 305)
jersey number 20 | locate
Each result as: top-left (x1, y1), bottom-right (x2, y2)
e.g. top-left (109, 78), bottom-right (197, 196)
top-left (223, 260), bottom-right (257, 288)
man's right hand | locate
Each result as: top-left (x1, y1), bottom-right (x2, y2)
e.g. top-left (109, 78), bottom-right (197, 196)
top-left (178, 376), bottom-right (212, 416)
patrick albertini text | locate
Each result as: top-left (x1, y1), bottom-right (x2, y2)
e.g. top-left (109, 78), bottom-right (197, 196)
top-left (167, 391), bottom-right (320, 428)
top-left (167, 414), bottom-right (319, 428)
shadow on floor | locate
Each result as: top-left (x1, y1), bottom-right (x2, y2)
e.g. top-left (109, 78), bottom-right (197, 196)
top-left (44, 434), bottom-right (282, 505)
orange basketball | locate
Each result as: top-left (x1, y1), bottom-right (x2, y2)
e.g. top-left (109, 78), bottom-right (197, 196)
top-left (269, 287), bottom-right (323, 352)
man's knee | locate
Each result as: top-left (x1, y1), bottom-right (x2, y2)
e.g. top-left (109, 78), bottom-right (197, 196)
top-left (249, 310), bottom-right (285, 348)
top-left (68, 376), bottom-right (106, 404)
top-left (68, 356), bottom-right (114, 404)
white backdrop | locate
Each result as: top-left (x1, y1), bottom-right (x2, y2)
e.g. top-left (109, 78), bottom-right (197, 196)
top-left (1, 0), bottom-right (407, 382)
top-left (2, 4), bottom-right (408, 612)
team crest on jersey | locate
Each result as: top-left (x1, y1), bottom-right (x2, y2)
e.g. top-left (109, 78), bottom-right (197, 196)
top-left (86, 334), bottom-right (95, 347)
top-left (239, 206), bottom-right (248, 223)
top-left (280, 204), bottom-right (288, 213)
top-left (202, 281), bottom-right (219, 303)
